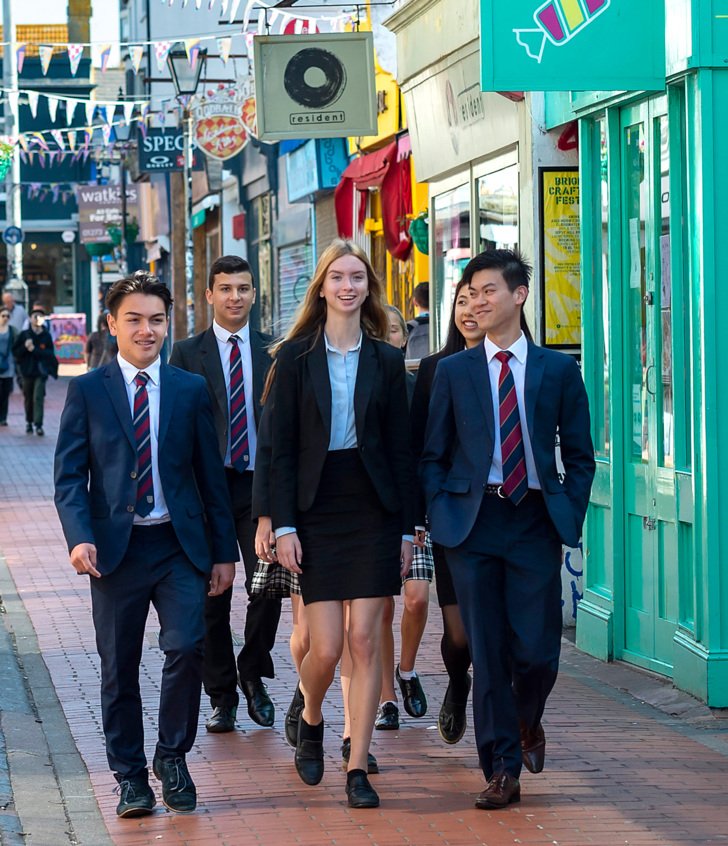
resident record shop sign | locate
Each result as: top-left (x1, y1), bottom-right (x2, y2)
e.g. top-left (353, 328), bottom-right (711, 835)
top-left (254, 33), bottom-right (378, 141)
top-left (480, 0), bottom-right (666, 92)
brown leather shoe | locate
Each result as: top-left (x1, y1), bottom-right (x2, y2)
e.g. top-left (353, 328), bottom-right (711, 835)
top-left (520, 721), bottom-right (545, 774)
top-left (474, 772), bottom-right (521, 810)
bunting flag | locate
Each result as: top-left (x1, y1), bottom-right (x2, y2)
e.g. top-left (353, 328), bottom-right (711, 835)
top-left (67, 44), bottom-right (84, 75)
top-left (26, 90), bottom-right (39, 118)
top-left (99, 44), bottom-right (112, 73)
top-left (39, 45), bottom-right (54, 75)
top-left (66, 100), bottom-right (77, 126)
top-left (16, 43), bottom-right (26, 74)
top-left (102, 124), bottom-right (112, 145)
top-left (241, 0), bottom-right (254, 27)
top-left (85, 101), bottom-right (95, 125)
top-left (195, 0), bottom-right (203, 9)
top-left (67, 130), bottom-right (76, 151)
top-left (98, 105), bottom-right (109, 125)
top-left (48, 97), bottom-right (59, 123)
top-left (123, 102), bottom-right (135, 124)
top-left (217, 36), bottom-right (232, 64)
top-left (51, 129), bottom-right (65, 150)
top-left (185, 38), bottom-right (201, 70)
top-left (32, 132), bottom-right (49, 150)
top-left (155, 41), bottom-right (171, 73)
top-left (17, 135), bottom-right (28, 152)
top-left (220, 0), bottom-right (230, 14)
top-left (130, 45), bottom-right (144, 74)
top-left (52, 185), bottom-right (60, 202)
top-left (208, 0), bottom-right (216, 10)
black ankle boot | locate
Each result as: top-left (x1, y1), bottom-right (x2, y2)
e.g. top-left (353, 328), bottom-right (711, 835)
top-left (346, 768), bottom-right (379, 808)
top-left (295, 716), bottom-right (324, 785)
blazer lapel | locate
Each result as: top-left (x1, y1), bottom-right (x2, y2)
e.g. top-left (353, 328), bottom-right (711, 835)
top-left (308, 335), bottom-right (332, 438)
top-left (524, 342), bottom-right (545, 439)
top-left (466, 345), bottom-right (495, 443)
top-left (354, 335), bottom-right (376, 443)
top-left (103, 359), bottom-right (136, 451)
top-left (200, 327), bottom-right (228, 422)
top-left (158, 363), bottom-right (175, 447)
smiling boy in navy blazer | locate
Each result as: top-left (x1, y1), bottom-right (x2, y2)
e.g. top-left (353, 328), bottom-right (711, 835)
top-left (421, 250), bottom-right (595, 810)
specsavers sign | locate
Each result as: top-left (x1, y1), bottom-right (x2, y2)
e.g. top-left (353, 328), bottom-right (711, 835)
top-left (481, 0), bottom-right (665, 91)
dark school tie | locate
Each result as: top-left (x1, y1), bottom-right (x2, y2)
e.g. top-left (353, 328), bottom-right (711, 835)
top-left (133, 371), bottom-right (154, 517)
top-left (495, 351), bottom-right (528, 505)
top-left (228, 336), bottom-right (249, 472)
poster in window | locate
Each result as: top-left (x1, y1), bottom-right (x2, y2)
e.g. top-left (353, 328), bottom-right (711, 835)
top-left (540, 168), bottom-right (581, 347)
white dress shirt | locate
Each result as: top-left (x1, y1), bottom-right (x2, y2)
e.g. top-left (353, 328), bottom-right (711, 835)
top-left (212, 319), bottom-right (258, 471)
top-left (484, 333), bottom-right (540, 490)
top-left (117, 353), bottom-right (170, 524)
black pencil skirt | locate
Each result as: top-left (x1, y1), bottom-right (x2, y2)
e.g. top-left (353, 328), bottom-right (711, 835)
top-left (297, 449), bottom-right (402, 604)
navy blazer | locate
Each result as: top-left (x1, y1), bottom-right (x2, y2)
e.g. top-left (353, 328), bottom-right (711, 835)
top-left (54, 359), bottom-right (238, 575)
top-left (420, 342), bottom-right (596, 549)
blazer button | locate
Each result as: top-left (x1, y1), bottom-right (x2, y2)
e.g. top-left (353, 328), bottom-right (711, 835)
top-left (130, 471), bottom-right (137, 479)
top-left (127, 505), bottom-right (135, 513)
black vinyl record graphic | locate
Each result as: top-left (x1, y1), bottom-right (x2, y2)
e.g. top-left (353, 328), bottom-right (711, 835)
top-left (283, 48), bottom-right (347, 108)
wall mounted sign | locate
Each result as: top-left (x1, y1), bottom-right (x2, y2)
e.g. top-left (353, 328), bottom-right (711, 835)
top-left (76, 184), bottom-right (140, 245)
top-left (254, 32), bottom-right (377, 140)
top-left (138, 128), bottom-right (203, 172)
top-left (193, 83), bottom-right (254, 161)
top-left (481, 0), bottom-right (666, 91)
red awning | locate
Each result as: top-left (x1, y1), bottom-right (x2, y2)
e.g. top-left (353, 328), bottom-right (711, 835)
top-left (339, 141), bottom-right (397, 190)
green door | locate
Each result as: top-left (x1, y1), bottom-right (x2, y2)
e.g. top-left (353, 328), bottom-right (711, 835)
top-left (620, 98), bottom-right (680, 675)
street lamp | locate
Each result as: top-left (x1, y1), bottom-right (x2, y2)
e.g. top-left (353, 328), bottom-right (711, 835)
top-left (168, 46), bottom-right (206, 337)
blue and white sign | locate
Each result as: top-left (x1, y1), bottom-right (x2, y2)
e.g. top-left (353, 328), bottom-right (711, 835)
top-left (2, 226), bottom-right (23, 246)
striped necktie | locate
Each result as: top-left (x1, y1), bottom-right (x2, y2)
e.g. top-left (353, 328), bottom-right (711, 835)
top-left (133, 372), bottom-right (154, 517)
top-left (228, 335), bottom-right (249, 472)
top-left (495, 351), bottom-right (528, 505)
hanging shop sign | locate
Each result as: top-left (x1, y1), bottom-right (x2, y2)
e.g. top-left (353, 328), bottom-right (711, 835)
top-left (540, 168), bottom-right (581, 347)
top-left (76, 183), bottom-right (140, 245)
top-left (48, 314), bottom-right (87, 365)
top-left (193, 83), bottom-right (254, 161)
top-left (285, 138), bottom-right (349, 202)
top-left (138, 128), bottom-right (204, 172)
top-left (480, 0), bottom-right (666, 92)
top-left (253, 32), bottom-right (377, 141)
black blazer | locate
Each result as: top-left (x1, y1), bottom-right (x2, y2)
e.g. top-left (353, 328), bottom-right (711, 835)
top-left (421, 342), bottom-right (596, 549)
top-left (270, 333), bottom-right (417, 534)
top-left (409, 351), bottom-right (446, 525)
top-left (252, 400), bottom-right (273, 520)
top-left (169, 325), bottom-right (273, 461)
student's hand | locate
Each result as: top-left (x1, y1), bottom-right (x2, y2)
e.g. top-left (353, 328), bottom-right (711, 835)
top-left (70, 543), bottom-right (101, 578)
top-left (24, 338), bottom-right (34, 351)
top-left (255, 517), bottom-right (277, 562)
top-left (209, 563), bottom-right (235, 596)
top-left (400, 540), bottom-right (414, 578)
top-left (414, 528), bottom-right (427, 549)
top-left (277, 533), bottom-right (303, 575)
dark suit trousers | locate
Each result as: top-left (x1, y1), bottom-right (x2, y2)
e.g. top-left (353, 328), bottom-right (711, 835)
top-left (90, 523), bottom-right (206, 778)
top-left (445, 491), bottom-right (563, 780)
top-left (203, 469), bottom-right (282, 709)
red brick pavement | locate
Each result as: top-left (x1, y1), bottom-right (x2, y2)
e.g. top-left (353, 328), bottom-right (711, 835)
top-left (1, 377), bottom-right (728, 845)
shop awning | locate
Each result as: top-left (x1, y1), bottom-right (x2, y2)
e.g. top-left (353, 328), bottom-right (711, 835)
top-left (340, 141), bottom-right (397, 190)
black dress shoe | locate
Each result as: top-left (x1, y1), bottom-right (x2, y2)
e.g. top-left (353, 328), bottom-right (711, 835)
top-left (285, 684), bottom-right (305, 748)
top-left (152, 755), bottom-right (197, 814)
top-left (205, 705), bottom-right (237, 733)
top-left (374, 701), bottom-right (399, 730)
top-left (340, 737), bottom-right (379, 774)
top-left (438, 673), bottom-right (472, 745)
top-left (474, 772), bottom-right (521, 810)
top-left (520, 721), bottom-right (546, 774)
top-left (396, 665), bottom-right (427, 718)
top-left (115, 775), bottom-right (156, 818)
top-left (240, 679), bottom-right (275, 727)
top-left (295, 716), bottom-right (324, 785)
top-left (346, 769), bottom-right (380, 808)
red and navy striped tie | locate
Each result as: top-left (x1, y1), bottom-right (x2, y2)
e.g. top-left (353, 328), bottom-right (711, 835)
top-left (495, 351), bottom-right (528, 505)
top-left (133, 372), bottom-right (154, 517)
top-left (228, 336), bottom-right (249, 472)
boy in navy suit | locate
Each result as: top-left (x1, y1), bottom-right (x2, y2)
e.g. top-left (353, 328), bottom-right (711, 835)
top-left (421, 250), bottom-right (595, 810)
top-left (54, 272), bottom-right (237, 818)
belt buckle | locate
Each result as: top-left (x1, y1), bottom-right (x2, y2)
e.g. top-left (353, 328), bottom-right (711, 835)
top-left (496, 485), bottom-right (507, 500)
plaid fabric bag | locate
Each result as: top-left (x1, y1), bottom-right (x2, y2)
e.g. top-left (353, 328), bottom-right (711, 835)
top-left (404, 533), bottom-right (435, 583)
top-left (250, 558), bottom-right (302, 597)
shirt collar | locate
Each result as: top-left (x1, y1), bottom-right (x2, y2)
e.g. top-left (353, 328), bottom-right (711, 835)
top-left (117, 352), bottom-right (161, 386)
top-left (213, 319), bottom-right (250, 345)
top-left (324, 331), bottom-right (363, 355)
top-left (484, 332), bottom-right (528, 365)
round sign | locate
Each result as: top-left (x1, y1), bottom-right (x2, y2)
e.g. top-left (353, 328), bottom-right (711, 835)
top-left (2, 226), bottom-right (23, 246)
top-left (61, 230), bottom-right (76, 244)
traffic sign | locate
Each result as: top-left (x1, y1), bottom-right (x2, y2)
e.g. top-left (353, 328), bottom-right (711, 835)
top-left (2, 226), bottom-right (23, 246)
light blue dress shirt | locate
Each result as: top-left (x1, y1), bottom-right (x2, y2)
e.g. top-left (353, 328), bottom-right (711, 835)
top-left (325, 331), bottom-right (361, 450)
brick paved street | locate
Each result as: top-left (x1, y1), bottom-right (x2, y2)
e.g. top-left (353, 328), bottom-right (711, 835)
top-left (1, 377), bottom-right (728, 845)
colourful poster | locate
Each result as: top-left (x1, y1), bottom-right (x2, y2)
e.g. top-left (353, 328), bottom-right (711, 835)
top-left (49, 314), bottom-right (87, 364)
top-left (480, 0), bottom-right (665, 92)
top-left (541, 169), bottom-right (581, 346)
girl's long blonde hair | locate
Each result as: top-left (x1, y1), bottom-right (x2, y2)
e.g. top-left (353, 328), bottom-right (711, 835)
top-left (262, 240), bottom-right (389, 403)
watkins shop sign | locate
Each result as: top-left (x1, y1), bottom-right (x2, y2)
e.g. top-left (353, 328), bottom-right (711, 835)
top-left (193, 82), bottom-right (256, 161)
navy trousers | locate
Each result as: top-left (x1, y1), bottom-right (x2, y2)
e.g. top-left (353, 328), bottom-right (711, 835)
top-left (445, 490), bottom-right (563, 780)
top-left (90, 522), bottom-right (206, 779)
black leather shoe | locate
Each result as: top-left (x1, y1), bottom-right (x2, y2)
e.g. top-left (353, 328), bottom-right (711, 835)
top-left (35, 425), bottom-right (44, 436)
top-left (285, 684), bottom-right (305, 748)
top-left (438, 673), bottom-right (472, 745)
top-left (341, 737), bottom-right (379, 774)
top-left (346, 769), bottom-right (380, 808)
top-left (115, 775), bottom-right (156, 818)
top-left (205, 705), bottom-right (237, 733)
top-left (240, 679), bottom-right (275, 727)
top-left (374, 701), bottom-right (399, 730)
top-left (295, 716), bottom-right (324, 785)
top-left (25, 423), bottom-right (32, 434)
top-left (474, 772), bottom-right (521, 810)
top-left (396, 665), bottom-right (427, 718)
top-left (520, 721), bottom-right (546, 774)
top-left (152, 755), bottom-right (197, 814)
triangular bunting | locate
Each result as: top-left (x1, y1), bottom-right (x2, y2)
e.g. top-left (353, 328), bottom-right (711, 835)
top-left (195, 0), bottom-right (203, 9)
top-left (85, 101), bottom-right (95, 125)
top-left (102, 125), bottom-right (112, 145)
top-left (26, 90), bottom-right (39, 118)
top-left (154, 41), bottom-right (172, 73)
top-left (67, 44), bottom-right (84, 76)
top-left (123, 102), bottom-right (135, 124)
top-left (17, 134), bottom-right (28, 152)
top-left (66, 99), bottom-right (77, 126)
top-left (16, 43), bottom-right (26, 75)
top-left (220, 0), bottom-right (229, 14)
top-left (48, 97), bottom-right (59, 123)
top-left (99, 44), bottom-right (112, 73)
top-left (67, 130), bottom-right (76, 151)
top-left (39, 45), bottom-right (53, 75)
top-left (130, 45), bottom-right (144, 74)
top-left (185, 38), bottom-right (201, 71)
top-left (241, 0), bottom-right (254, 28)
top-left (217, 36), bottom-right (232, 64)
top-left (51, 129), bottom-right (65, 150)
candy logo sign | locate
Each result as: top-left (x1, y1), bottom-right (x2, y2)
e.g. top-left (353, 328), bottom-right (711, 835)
top-left (515, 0), bottom-right (610, 63)
top-left (194, 84), bottom-right (253, 161)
